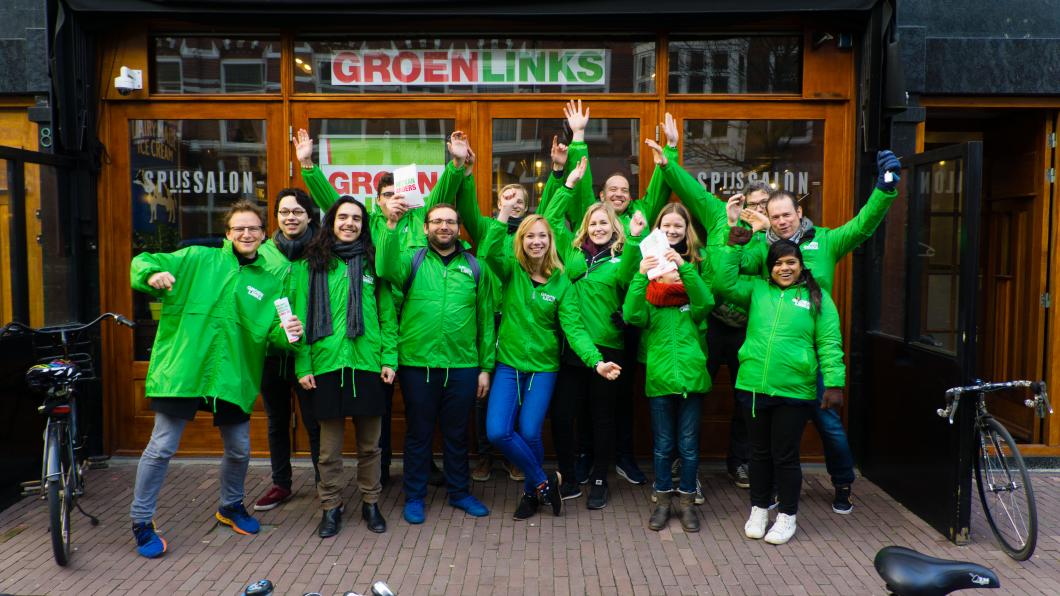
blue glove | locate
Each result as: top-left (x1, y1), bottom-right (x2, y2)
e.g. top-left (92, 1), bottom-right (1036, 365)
top-left (876, 150), bottom-right (901, 192)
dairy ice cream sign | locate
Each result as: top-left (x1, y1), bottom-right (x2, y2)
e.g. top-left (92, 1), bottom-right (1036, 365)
top-left (331, 48), bottom-right (609, 86)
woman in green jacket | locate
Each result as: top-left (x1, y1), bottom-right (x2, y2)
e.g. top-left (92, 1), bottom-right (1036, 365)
top-left (479, 213), bottom-right (622, 521)
top-left (290, 196), bottom-right (398, 538)
top-left (622, 250), bottom-right (714, 533)
top-left (129, 201), bottom-right (303, 559)
top-left (715, 197), bottom-right (846, 546)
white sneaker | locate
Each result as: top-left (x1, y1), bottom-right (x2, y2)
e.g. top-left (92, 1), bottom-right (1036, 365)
top-left (764, 513), bottom-right (797, 545)
top-left (744, 506), bottom-right (770, 539)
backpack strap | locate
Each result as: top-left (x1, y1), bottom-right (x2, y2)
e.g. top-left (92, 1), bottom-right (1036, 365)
top-left (402, 247), bottom-right (481, 296)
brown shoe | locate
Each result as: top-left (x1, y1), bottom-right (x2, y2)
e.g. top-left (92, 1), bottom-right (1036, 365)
top-left (471, 456), bottom-right (492, 482)
top-left (502, 460), bottom-right (525, 482)
top-left (676, 492), bottom-right (700, 532)
top-left (648, 491), bottom-right (672, 531)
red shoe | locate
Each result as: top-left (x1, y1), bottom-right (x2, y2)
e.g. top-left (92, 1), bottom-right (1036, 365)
top-left (253, 485), bottom-right (292, 511)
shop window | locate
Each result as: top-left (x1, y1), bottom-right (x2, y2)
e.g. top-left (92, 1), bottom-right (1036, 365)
top-left (151, 36), bottom-right (281, 94)
top-left (491, 118), bottom-right (640, 214)
top-left (667, 36), bottom-right (801, 94)
top-left (307, 118), bottom-right (455, 212)
top-left (681, 119), bottom-right (823, 235)
top-left (293, 38), bottom-right (655, 94)
top-left (129, 119), bottom-right (268, 359)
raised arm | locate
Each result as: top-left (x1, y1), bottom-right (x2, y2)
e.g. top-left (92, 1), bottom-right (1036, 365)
top-left (295, 129), bottom-right (341, 213)
top-left (649, 141), bottom-right (729, 247)
top-left (561, 99), bottom-right (597, 225)
top-left (453, 172), bottom-right (490, 244)
top-left (373, 222), bottom-right (412, 287)
top-left (828, 151), bottom-right (901, 258)
top-left (475, 270), bottom-right (497, 373)
top-left (633, 113), bottom-right (681, 224)
top-left (477, 217), bottom-right (513, 282)
top-left (815, 291), bottom-right (846, 390)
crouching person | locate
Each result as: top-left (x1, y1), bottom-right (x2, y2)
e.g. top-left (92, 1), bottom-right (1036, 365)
top-left (129, 200), bottom-right (303, 558)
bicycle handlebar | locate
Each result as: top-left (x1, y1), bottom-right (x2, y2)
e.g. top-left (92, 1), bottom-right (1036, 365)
top-left (1, 312), bottom-right (136, 338)
top-left (937, 380), bottom-right (1050, 425)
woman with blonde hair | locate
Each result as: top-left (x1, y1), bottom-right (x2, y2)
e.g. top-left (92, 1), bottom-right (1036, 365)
top-left (478, 178), bottom-right (623, 520)
top-left (540, 166), bottom-right (646, 509)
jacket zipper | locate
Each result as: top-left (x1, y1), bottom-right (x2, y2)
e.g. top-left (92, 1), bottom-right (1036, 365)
top-left (760, 289), bottom-right (785, 396)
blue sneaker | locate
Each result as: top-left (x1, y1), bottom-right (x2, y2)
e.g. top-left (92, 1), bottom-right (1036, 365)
top-left (449, 495), bottom-right (489, 517)
top-left (132, 521), bottom-right (167, 558)
top-left (216, 502), bottom-right (260, 535)
top-left (403, 499), bottom-right (425, 524)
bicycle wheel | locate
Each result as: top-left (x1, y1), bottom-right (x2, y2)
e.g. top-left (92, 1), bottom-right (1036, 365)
top-left (46, 422), bottom-right (72, 566)
top-left (974, 416), bottom-right (1037, 561)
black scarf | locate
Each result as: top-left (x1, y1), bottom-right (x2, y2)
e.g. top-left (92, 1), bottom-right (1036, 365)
top-left (506, 215), bottom-right (525, 235)
top-left (670, 237), bottom-right (689, 256)
top-left (272, 223), bottom-right (317, 261)
top-left (306, 239), bottom-right (368, 345)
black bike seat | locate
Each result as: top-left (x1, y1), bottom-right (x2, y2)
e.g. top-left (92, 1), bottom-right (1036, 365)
top-left (874, 546), bottom-right (999, 595)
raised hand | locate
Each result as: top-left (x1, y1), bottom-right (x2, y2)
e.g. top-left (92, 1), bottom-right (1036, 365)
top-left (629, 211), bottom-right (648, 238)
top-left (566, 156), bottom-right (588, 189)
top-left (639, 255), bottom-right (659, 275)
top-left (148, 271), bottom-right (176, 291)
top-left (447, 130), bottom-right (470, 167)
top-left (663, 112), bottom-right (679, 148)
top-left (740, 208), bottom-right (770, 233)
top-left (386, 195), bottom-right (409, 229)
top-left (643, 138), bottom-right (668, 166)
top-left (464, 146), bottom-right (476, 177)
top-left (726, 195), bottom-right (744, 227)
top-left (550, 135), bottom-right (569, 171)
top-left (663, 248), bottom-right (686, 267)
top-left (595, 361), bottom-right (622, 381)
top-left (876, 150), bottom-right (901, 192)
top-left (563, 99), bottom-right (589, 142)
top-left (294, 129), bottom-right (314, 169)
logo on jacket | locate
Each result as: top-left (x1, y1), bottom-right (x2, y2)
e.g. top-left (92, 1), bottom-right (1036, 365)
top-left (246, 285), bottom-right (264, 300)
top-left (680, 304), bottom-right (691, 313)
top-left (792, 298), bottom-right (811, 310)
top-left (804, 241), bottom-right (819, 250)
top-left (610, 257), bottom-right (621, 264)
top-left (540, 292), bottom-right (556, 303)
top-left (362, 273), bottom-right (375, 285)
top-left (458, 265), bottom-right (474, 278)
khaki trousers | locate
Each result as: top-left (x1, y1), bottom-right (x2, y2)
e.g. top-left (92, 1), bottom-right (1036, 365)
top-left (316, 416), bottom-right (382, 510)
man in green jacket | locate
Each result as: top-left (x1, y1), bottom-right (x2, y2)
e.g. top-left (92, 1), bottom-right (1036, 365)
top-left (129, 201), bottom-right (304, 559)
top-left (730, 149), bottom-right (903, 514)
top-left (376, 199), bottom-right (496, 524)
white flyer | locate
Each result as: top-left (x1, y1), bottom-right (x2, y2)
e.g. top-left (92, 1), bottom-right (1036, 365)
top-left (392, 164), bottom-right (424, 208)
top-left (638, 228), bottom-right (678, 280)
top-left (274, 297), bottom-right (299, 343)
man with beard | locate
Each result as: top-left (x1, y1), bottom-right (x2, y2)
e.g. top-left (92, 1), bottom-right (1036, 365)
top-left (375, 201), bottom-right (496, 524)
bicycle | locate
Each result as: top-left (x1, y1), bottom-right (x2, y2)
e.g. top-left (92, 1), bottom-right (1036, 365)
top-left (2, 312), bottom-right (135, 566)
top-left (937, 379), bottom-right (1052, 561)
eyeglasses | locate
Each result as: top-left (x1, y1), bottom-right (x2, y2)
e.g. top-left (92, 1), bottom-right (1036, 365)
top-left (427, 218), bottom-right (458, 226)
top-left (229, 226), bottom-right (264, 235)
top-left (746, 200), bottom-right (768, 210)
top-left (277, 208), bottom-right (307, 217)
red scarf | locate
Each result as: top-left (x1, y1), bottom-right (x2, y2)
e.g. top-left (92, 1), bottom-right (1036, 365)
top-left (646, 280), bottom-right (689, 307)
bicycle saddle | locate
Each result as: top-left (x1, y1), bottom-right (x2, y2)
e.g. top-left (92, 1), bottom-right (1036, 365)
top-left (26, 360), bottom-right (80, 392)
top-left (874, 546), bottom-right (999, 595)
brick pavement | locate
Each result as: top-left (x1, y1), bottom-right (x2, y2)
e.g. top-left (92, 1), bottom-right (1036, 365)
top-left (0, 460), bottom-right (1058, 595)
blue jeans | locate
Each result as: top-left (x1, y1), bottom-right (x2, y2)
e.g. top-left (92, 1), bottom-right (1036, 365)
top-left (485, 363), bottom-right (557, 493)
top-left (649, 394), bottom-right (702, 494)
top-left (130, 412), bottom-right (249, 524)
top-left (813, 370), bottom-right (856, 486)
top-left (399, 367), bottom-right (478, 502)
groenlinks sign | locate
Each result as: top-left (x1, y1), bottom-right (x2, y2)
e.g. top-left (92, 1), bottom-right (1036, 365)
top-left (331, 48), bottom-right (609, 86)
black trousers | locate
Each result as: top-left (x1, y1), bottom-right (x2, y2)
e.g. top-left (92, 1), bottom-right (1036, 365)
top-left (379, 381), bottom-right (395, 476)
top-left (742, 398), bottom-right (814, 515)
top-left (261, 356), bottom-right (320, 489)
top-left (552, 347), bottom-right (623, 483)
top-left (707, 321), bottom-right (749, 473)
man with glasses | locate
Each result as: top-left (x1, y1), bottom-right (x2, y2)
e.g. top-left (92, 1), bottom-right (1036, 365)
top-left (376, 198), bottom-right (495, 524)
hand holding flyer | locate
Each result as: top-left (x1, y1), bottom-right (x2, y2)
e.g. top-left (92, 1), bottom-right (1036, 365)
top-left (274, 297), bottom-right (299, 343)
top-left (638, 228), bottom-right (678, 280)
top-left (392, 164), bottom-right (424, 208)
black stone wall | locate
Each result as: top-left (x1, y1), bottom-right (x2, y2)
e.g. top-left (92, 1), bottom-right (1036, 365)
top-left (0, 0), bottom-right (48, 95)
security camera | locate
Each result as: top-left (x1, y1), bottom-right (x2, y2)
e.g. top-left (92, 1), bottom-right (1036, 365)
top-left (114, 66), bottom-right (143, 96)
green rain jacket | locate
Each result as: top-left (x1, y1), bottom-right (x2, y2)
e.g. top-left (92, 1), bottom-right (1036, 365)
top-left (544, 184), bottom-right (642, 350)
top-left (735, 187), bottom-right (899, 294)
top-left (288, 259), bottom-right (398, 379)
top-left (622, 264), bottom-right (714, 397)
top-left (131, 241), bottom-right (293, 413)
top-left (478, 217), bottom-right (603, 373)
top-left (375, 223), bottom-right (496, 372)
top-left (714, 242), bottom-right (846, 403)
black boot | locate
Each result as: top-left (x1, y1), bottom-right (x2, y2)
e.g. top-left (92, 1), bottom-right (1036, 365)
top-left (649, 491), bottom-right (672, 531)
top-left (513, 492), bottom-right (539, 521)
top-left (538, 471), bottom-right (563, 516)
top-left (362, 503), bottom-right (386, 534)
top-left (317, 505), bottom-right (343, 538)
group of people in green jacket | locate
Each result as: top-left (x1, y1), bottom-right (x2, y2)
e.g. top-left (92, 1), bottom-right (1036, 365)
top-left (127, 99), bottom-right (901, 558)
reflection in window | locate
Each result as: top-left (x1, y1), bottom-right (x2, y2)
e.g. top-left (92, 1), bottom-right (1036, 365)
top-left (874, 170), bottom-right (910, 338)
top-left (129, 119), bottom-right (268, 358)
top-left (668, 36), bottom-right (801, 94)
top-left (682, 120), bottom-right (823, 224)
top-left (308, 119), bottom-right (453, 211)
top-left (491, 118), bottom-right (639, 214)
top-left (916, 159), bottom-right (964, 353)
top-left (294, 38), bottom-right (655, 94)
top-left (151, 37), bottom-right (281, 94)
